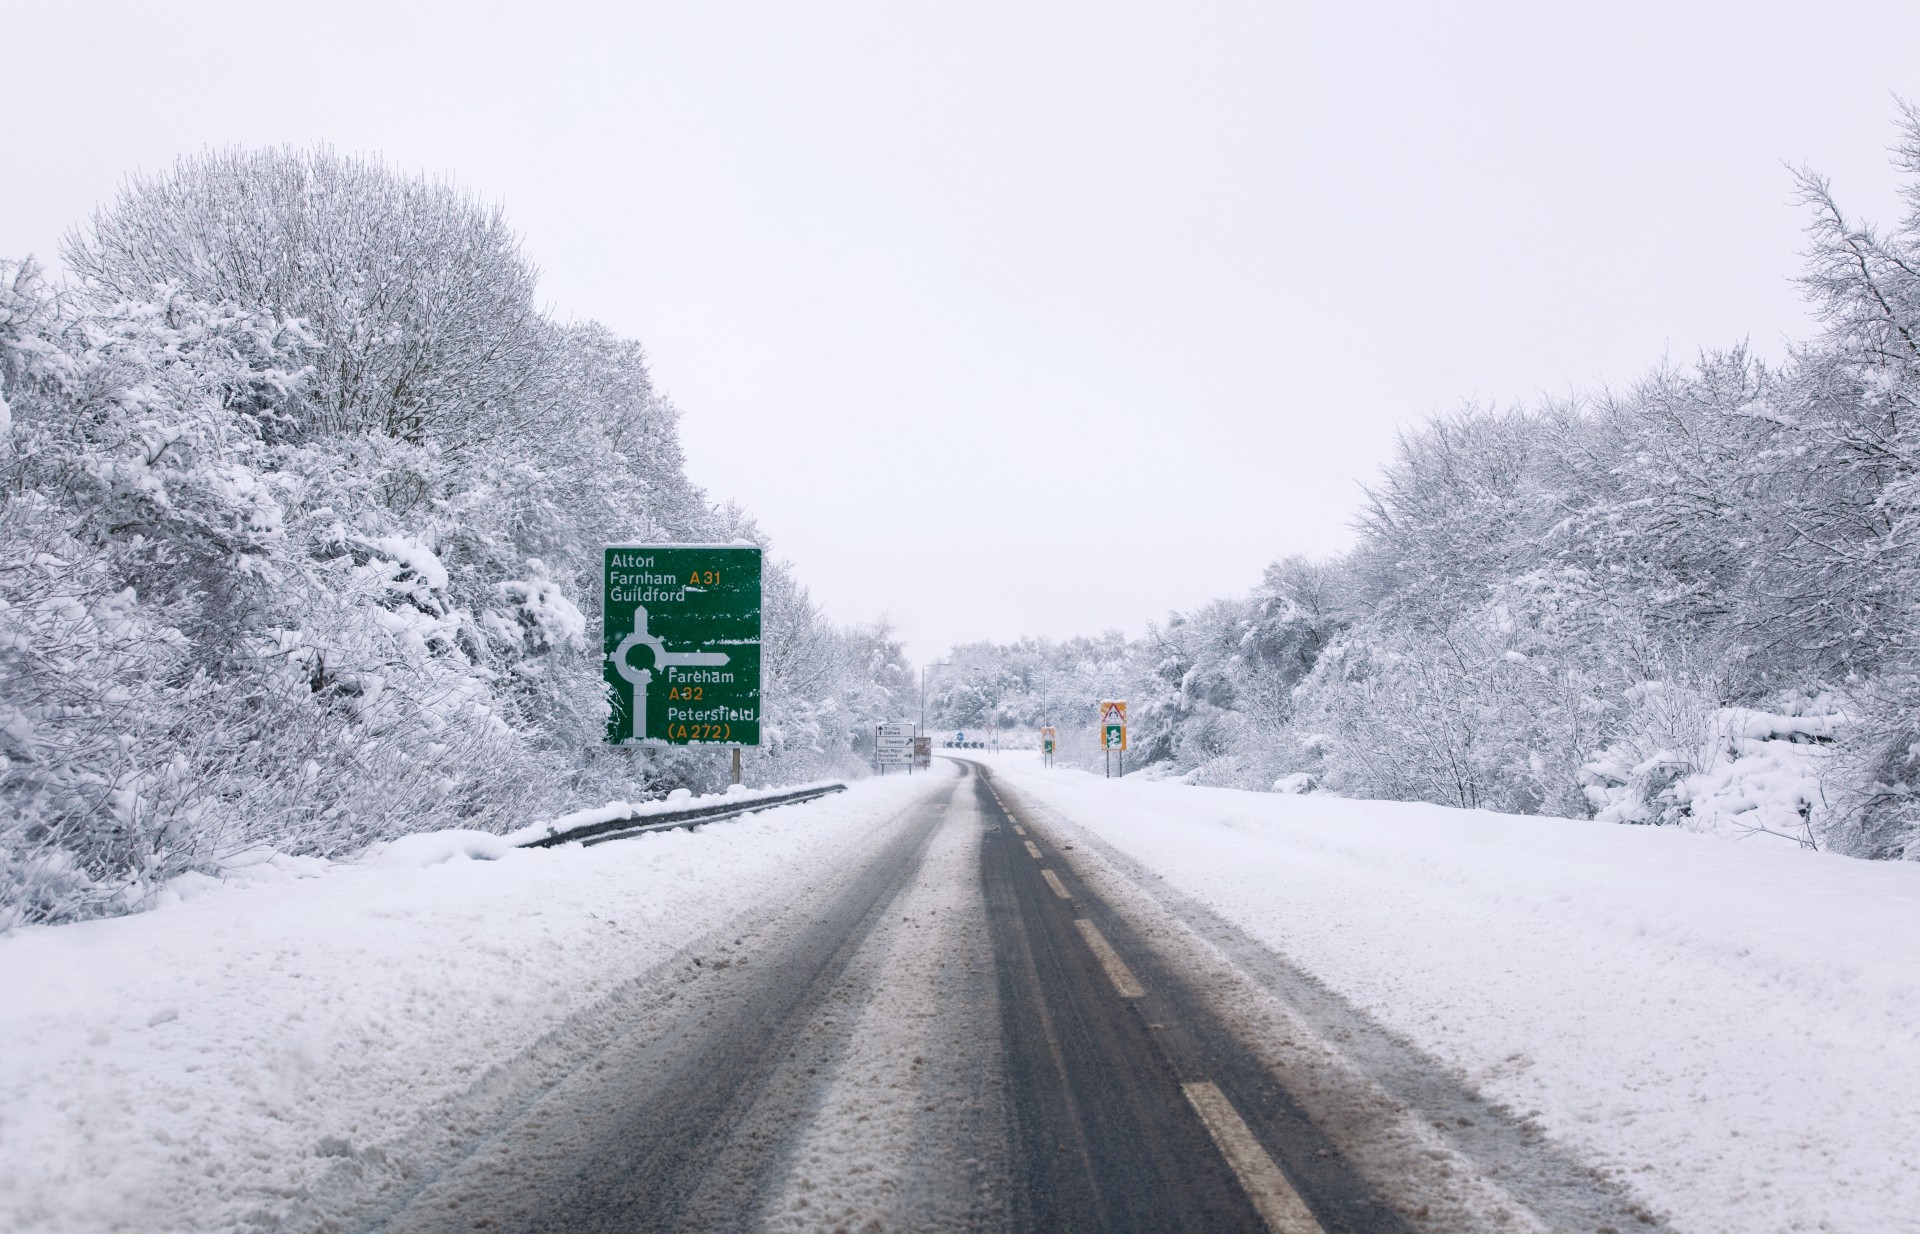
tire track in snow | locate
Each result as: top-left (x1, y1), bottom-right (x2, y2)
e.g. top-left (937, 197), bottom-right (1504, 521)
top-left (986, 767), bottom-right (1671, 1234)
top-left (327, 779), bottom-right (957, 1234)
top-left (759, 778), bottom-right (1010, 1233)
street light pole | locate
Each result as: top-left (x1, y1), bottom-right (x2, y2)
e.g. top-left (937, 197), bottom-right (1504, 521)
top-left (920, 661), bottom-right (950, 737)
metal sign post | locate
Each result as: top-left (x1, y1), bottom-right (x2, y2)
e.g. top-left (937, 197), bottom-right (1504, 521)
top-left (1099, 701), bottom-right (1128, 778)
top-left (603, 547), bottom-right (763, 789)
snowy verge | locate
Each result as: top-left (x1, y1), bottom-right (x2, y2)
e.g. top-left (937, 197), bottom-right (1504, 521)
top-left (500, 779), bottom-right (850, 847)
top-left (973, 753), bottom-right (1920, 1234)
top-left (0, 769), bottom-right (949, 1234)
top-left (134, 782), bottom-right (858, 915)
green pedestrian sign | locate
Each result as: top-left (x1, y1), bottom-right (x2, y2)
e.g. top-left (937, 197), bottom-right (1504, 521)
top-left (603, 544), bottom-right (762, 746)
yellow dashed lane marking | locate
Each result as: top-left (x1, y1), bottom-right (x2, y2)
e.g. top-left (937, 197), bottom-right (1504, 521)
top-left (1182, 1081), bottom-right (1324, 1233)
top-left (1073, 919), bottom-right (1144, 999)
top-left (1041, 869), bottom-right (1071, 899)
top-left (1013, 824), bottom-right (1027, 836)
top-left (1023, 840), bottom-right (1044, 860)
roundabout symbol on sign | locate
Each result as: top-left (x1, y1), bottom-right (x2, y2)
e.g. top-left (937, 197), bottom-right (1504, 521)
top-left (608, 604), bottom-right (731, 739)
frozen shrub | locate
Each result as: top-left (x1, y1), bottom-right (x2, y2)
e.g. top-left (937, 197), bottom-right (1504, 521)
top-left (1, 151), bottom-right (915, 925)
top-left (924, 110), bottom-right (1920, 861)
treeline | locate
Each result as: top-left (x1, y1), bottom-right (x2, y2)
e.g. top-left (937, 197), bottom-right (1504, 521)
top-left (1, 147), bottom-right (912, 925)
top-left (929, 111), bottom-right (1920, 861)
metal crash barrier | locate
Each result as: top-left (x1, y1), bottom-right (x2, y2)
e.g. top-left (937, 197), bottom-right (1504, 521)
top-left (518, 783), bottom-right (849, 849)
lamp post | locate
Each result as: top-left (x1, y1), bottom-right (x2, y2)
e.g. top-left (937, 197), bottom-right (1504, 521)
top-left (919, 661), bottom-right (950, 737)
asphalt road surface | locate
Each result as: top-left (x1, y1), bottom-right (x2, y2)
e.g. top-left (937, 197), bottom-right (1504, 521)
top-left (304, 762), bottom-right (1662, 1234)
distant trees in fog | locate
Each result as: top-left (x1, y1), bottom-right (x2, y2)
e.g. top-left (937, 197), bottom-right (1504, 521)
top-left (1, 148), bottom-right (910, 925)
top-left (927, 109), bottom-right (1920, 862)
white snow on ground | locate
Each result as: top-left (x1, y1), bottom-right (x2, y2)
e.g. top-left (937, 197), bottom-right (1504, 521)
top-left (763, 782), bottom-right (1004, 1233)
top-left (499, 779), bottom-right (849, 846)
top-left (980, 752), bottom-right (1920, 1234)
top-left (0, 772), bottom-right (941, 1234)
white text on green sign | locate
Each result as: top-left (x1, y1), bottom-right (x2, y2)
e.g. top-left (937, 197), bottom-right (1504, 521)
top-left (603, 545), bottom-right (762, 746)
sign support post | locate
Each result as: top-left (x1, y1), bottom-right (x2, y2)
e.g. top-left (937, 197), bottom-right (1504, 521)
top-left (1099, 701), bottom-right (1128, 779)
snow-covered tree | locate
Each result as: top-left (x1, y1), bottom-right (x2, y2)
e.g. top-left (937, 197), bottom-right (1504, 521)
top-left (930, 108), bottom-right (1920, 860)
top-left (2, 150), bottom-right (913, 926)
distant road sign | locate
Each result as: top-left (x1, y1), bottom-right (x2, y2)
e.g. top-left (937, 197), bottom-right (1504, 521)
top-left (876, 722), bottom-right (913, 762)
top-left (1099, 701), bottom-right (1127, 725)
top-left (604, 545), bottom-right (761, 746)
top-left (1103, 723), bottom-right (1127, 751)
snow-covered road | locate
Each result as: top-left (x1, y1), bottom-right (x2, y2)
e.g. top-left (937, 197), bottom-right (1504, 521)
top-left (984, 753), bottom-right (1920, 1234)
top-left (5, 755), bottom-right (1916, 1233)
top-left (0, 773), bottom-right (945, 1233)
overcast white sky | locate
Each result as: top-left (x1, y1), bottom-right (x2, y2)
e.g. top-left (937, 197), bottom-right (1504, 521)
top-left (8, 1), bottom-right (1920, 660)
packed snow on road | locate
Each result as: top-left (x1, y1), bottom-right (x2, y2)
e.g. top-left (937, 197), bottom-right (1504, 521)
top-left (3, 757), bottom-right (1917, 1232)
top-left (981, 753), bottom-right (1920, 1234)
top-left (0, 776), bottom-right (937, 1234)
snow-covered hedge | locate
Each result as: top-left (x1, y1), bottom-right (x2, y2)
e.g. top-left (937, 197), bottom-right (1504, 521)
top-left (923, 109), bottom-right (1920, 862)
top-left (0, 149), bottom-right (913, 926)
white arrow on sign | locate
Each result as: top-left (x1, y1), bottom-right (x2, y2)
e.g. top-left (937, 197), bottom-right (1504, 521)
top-left (607, 604), bottom-right (731, 740)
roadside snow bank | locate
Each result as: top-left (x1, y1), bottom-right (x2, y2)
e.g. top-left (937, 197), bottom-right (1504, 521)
top-left (503, 779), bottom-right (848, 847)
top-left (982, 753), bottom-right (1920, 1234)
top-left (364, 829), bottom-right (513, 867)
top-left (0, 770), bottom-right (943, 1234)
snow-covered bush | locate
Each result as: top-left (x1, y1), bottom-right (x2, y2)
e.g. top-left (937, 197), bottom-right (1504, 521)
top-left (925, 109), bottom-right (1920, 861)
top-left (1583, 699), bottom-right (1842, 846)
top-left (1, 151), bottom-right (913, 926)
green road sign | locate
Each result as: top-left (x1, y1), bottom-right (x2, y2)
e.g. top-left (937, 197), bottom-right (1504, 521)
top-left (603, 544), bottom-right (761, 746)
top-left (1103, 723), bottom-right (1126, 751)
